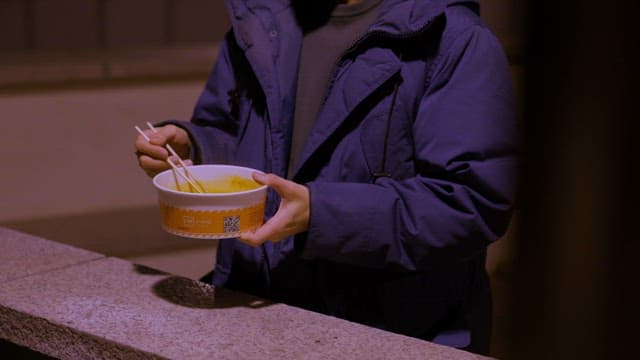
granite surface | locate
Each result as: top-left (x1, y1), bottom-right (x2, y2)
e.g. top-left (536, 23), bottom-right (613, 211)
top-left (0, 228), bottom-right (489, 359)
top-left (0, 227), bottom-right (104, 283)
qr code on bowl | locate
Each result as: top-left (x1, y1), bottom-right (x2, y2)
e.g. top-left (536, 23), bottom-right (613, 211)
top-left (223, 215), bottom-right (240, 233)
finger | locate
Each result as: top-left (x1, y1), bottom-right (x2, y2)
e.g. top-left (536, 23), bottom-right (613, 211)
top-left (252, 173), bottom-right (296, 197)
top-left (138, 154), bottom-right (171, 175)
top-left (150, 125), bottom-right (192, 159)
top-left (148, 125), bottom-right (174, 144)
top-left (167, 155), bottom-right (193, 165)
top-left (135, 134), bottom-right (169, 160)
top-left (238, 215), bottom-right (288, 245)
top-left (236, 230), bottom-right (264, 247)
top-left (134, 128), bottom-right (154, 142)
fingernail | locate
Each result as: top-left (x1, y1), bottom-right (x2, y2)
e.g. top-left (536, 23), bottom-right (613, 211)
top-left (253, 172), bottom-right (266, 183)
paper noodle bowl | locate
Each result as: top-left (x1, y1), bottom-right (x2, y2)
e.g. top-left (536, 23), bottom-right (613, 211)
top-left (152, 165), bottom-right (267, 239)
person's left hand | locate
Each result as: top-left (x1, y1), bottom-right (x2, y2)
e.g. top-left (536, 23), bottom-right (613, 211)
top-left (238, 173), bottom-right (310, 246)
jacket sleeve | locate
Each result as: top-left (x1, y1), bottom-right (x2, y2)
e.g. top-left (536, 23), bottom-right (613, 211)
top-left (302, 24), bottom-right (517, 271)
top-left (160, 33), bottom-right (242, 165)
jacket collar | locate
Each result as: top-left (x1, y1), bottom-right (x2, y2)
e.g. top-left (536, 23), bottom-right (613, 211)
top-left (370, 0), bottom-right (449, 35)
top-left (226, 0), bottom-right (479, 44)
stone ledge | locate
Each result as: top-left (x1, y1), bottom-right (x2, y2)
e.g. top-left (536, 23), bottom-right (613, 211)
top-left (0, 228), bottom-right (489, 359)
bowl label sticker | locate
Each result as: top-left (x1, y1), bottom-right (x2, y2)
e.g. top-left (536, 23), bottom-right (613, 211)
top-left (159, 202), bottom-right (265, 238)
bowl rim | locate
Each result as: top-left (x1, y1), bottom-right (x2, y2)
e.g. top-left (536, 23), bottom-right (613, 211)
top-left (152, 164), bottom-right (268, 198)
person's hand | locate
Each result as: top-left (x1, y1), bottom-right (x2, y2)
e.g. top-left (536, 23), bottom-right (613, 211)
top-left (238, 173), bottom-right (310, 246)
top-left (134, 124), bottom-right (192, 177)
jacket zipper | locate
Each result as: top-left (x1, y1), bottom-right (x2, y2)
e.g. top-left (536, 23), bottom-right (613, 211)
top-left (318, 19), bottom-right (438, 111)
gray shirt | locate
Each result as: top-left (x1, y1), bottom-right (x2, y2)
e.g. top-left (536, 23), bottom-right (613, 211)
top-left (287, 0), bottom-right (382, 178)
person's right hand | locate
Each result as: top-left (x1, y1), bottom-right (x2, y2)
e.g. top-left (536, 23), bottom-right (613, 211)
top-left (134, 124), bottom-right (192, 178)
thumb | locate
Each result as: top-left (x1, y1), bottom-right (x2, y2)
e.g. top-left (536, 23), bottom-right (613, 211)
top-left (252, 173), bottom-right (290, 196)
top-left (149, 125), bottom-right (181, 145)
top-left (149, 130), bottom-right (170, 146)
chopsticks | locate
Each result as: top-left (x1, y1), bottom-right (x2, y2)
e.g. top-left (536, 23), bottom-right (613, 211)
top-left (135, 125), bottom-right (205, 193)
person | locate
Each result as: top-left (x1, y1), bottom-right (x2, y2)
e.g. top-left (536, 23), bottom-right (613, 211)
top-left (135, 0), bottom-right (515, 355)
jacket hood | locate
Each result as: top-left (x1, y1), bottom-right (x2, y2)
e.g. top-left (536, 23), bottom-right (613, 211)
top-left (225, 0), bottom-right (479, 39)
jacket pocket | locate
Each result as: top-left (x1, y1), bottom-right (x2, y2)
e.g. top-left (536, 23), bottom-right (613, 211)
top-left (359, 96), bottom-right (415, 181)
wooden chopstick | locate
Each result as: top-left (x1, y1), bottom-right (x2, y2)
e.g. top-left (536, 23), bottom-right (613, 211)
top-left (145, 122), bottom-right (206, 193)
top-left (135, 126), bottom-right (204, 193)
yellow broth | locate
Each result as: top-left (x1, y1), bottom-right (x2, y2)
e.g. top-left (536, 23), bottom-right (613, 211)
top-left (172, 175), bottom-right (261, 193)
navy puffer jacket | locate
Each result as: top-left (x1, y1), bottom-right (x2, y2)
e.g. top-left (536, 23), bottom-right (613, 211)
top-left (167, 0), bottom-right (515, 354)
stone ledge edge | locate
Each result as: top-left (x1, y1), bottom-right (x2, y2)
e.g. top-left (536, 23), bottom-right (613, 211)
top-left (0, 305), bottom-right (165, 360)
